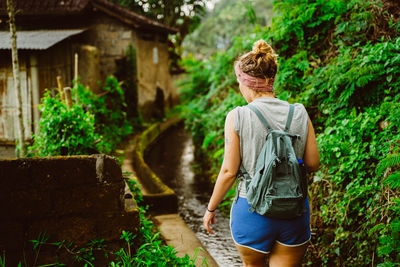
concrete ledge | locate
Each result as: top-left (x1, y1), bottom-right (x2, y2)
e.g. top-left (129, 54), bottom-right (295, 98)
top-left (154, 214), bottom-right (219, 267)
top-left (125, 117), bottom-right (182, 214)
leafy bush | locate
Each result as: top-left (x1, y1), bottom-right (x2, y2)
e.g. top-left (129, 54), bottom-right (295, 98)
top-left (29, 91), bottom-right (98, 156)
top-left (310, 99), bottom-right (400, 265)
top-left (77, 77), bottom-right (133, 154)
top-left (30, 77), bottom-right (133, 156)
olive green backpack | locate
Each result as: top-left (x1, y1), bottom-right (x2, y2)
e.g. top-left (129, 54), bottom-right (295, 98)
top-left (235, 103), bottom-right (307, 219)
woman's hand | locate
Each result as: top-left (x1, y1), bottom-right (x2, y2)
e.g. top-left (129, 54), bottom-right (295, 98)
top-left (203, 210), bottom-right (216, 234)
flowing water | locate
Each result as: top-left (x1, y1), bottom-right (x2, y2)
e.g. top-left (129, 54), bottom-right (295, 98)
top-left (144, 124), bottom-right (242, 267)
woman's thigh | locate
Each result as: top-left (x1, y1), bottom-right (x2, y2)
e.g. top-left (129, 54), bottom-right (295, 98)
top-left (235, 242), bottom-right (308, 267)
top-left (269, 242), bottom-right (308, 267)
top-left (235, 244), bottom-right (267, 267)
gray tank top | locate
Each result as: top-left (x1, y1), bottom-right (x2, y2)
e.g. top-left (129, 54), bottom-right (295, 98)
top-left (233, 97), bottom-right (309, 198)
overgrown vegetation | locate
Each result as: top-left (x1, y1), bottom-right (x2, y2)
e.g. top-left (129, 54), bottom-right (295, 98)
top-left (179, 0), bottom-right (400, 265)
top-left (122, 179), bottom-right (207, 266)
top-left (29, 76), bottom-right (133, 156)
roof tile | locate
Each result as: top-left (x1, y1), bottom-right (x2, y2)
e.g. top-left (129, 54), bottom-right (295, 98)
top-left (0, 0), bottom-right (90, 15)
top-left (0, 0), bottom-right (177, 33)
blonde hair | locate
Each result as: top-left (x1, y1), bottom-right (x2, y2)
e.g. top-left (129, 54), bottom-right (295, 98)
top-left (236, 39), bottom-right (278, 79)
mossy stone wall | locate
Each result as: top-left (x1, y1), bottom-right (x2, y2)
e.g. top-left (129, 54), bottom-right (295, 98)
top-left (0, 155), bottom-right (139, 265)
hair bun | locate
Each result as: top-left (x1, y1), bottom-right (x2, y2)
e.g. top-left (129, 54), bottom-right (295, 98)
top-left (252, 39), bottom-right (273, 56)
top-left (236, 39), bottom-right (278, 79)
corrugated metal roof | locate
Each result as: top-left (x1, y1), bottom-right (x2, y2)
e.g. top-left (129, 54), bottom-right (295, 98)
top-left (0, 29), bottom-right (86, 50)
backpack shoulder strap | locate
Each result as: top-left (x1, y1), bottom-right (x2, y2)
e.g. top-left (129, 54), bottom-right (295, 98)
top-left (284, 104), bottom-right (295, 132)
top-left (247, 104), bottom-right (272, 131)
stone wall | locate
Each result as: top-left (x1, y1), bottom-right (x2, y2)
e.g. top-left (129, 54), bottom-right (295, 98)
top-left (135, 33), bottom-right (178, 119)
top-left (0, 155), bottom-right (139, 265)
top-left (83, 13), bottom-right (180, 118)
top-left (85, 14), bottom-right (179, 119)
top-left (78, 45), bottom-right (101, 93)
top-left (84, 14), bottom-right (135, 85)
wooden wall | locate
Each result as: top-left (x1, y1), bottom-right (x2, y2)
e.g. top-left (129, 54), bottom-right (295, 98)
top-left (0, 51), bottom-right (32, 141)
top-left (0, 42), bottom-right (75, 142)
top-left (36, 42), bottom-right (74, 98)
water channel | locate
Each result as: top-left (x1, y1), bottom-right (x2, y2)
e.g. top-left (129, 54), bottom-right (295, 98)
top-left (144, 123), bottom-right (242, 266)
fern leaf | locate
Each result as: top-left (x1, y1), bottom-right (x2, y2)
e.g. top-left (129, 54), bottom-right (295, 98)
top-left (376, 153), bottom-right (400, 176)
top-left (383, 172), bottom-right (400, 189)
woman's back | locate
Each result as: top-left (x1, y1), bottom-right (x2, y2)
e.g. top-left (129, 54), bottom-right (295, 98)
top-left (233, 97), bottom-right (309, 198)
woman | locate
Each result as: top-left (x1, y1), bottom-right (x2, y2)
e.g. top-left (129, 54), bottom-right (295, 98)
top-left (202, 39), bottom-right (320, 267)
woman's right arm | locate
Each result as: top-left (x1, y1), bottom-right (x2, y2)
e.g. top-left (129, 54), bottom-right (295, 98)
top-left (303, 117), bottom-right (320, 172)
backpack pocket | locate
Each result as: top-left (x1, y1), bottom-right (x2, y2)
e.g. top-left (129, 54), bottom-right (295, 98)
top-left (263, 196), bottom-right (304, 219)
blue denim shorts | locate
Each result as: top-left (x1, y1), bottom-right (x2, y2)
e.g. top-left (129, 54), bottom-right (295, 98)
top-left (230, 197), bottom-right (311, 254)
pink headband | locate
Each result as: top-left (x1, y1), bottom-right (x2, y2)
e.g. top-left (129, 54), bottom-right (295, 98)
top-left (234, 64), bottom-right (274, 92)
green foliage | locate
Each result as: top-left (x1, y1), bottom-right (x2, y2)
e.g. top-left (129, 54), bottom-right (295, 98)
top-left (125, 177), bottom-right (144, 204)
top-left (373, 143), bottom-right (400, 262)
top-left (29, 91), bottom-right (98, 156)
top-left (5, 232), bottom-right (107, 266)
top-left (111, 225), bottom-right (199, 266)
top-left (179, 0), bottom-right (400, 265)
top-left (299, 39), bottom-right (400, 116)
top-left (30, 76), bottom-right (133, 156)
top-left (0, 251), bottom-right (4, 267)
top-left (77, 76), bottom-right (133, 154)
top-left (376, 153), bottom-right (400, 177)
top-left (311, 100), bottom-right (400, 264)
top-left (110, 179), bottom-right (204, 266)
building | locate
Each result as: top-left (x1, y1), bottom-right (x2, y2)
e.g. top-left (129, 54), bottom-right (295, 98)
top-left (0, 0), bottom-right (179, 157)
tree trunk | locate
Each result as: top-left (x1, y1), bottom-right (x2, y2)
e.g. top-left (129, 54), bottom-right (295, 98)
top-left (7, 0), bottom-right (26, 157)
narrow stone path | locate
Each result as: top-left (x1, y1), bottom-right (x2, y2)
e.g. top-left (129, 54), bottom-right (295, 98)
top-left (154, 214), bottom-right (219, 267)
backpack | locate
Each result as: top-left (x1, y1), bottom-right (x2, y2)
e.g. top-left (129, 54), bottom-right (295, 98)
top-left (235, 103), bottom-right (307, 219)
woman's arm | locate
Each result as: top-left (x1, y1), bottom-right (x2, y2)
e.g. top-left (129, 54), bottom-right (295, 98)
top-left (303, 117), bottom-right (320, 172)
top-left (203, 110), bottom-right (241, 234)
